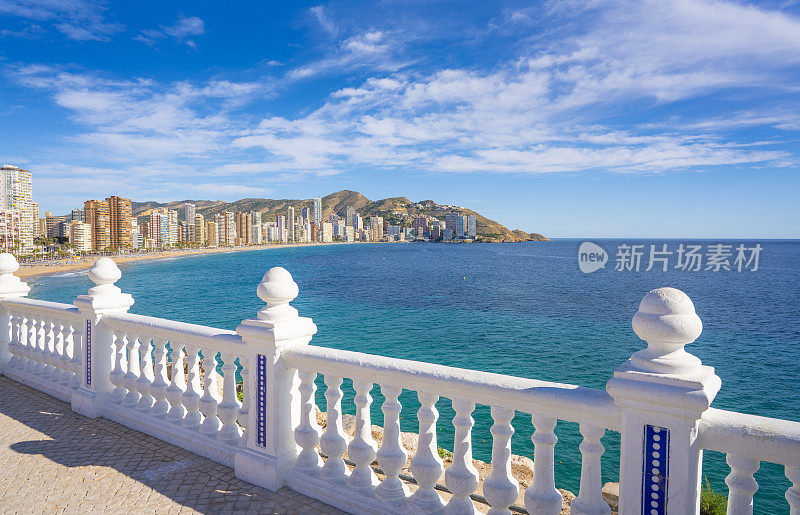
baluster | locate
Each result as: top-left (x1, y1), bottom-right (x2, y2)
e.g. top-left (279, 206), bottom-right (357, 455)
top-left (109, 332), bottom-right (127, 402)
top-left (150, 337), bottom-right (170, 416)
top-left (409, 391), bottom-right (445, 512)
top-left (199, 350), bottom-right (222, 435)
top-left (571, 423), bottom-right (610, 515)
top-left (484, 406), bottom-right (519, 515)
top-left (7, 314), bottom-right (21, 368)
top-left (217, 351), bottom-right (242, 442)
top-left (121, 334), bottom-right (141, 406)
top-left (375, 383), bottom-right (409, 504)
top-left (33, 318), bottom-right (47, 375)
top-left (181, 344), bottom-right (203, 429)
top-left (347, 379), bottom-right (379, 493)
top-left (69, 322), bottom-right (83, 389)
top-left (786, 465), bottom-right (800, 515)
top-left (237, 356), bottom-right (249, 444)
top-left (60, 322), bottom-right (75, 386)
top-left (14, 314), bottom-right (29, 369)
top-left (524, 415), bottom-right (562, 515)
top-left (38, 317), bottom-right (52, 377)
top-left (294, 369), bottom-right (323, 472)
top-left (445, 399), bottom-right (479, 514)
top-left (24, 315), bottom-right (38, 373)
top-left (45, 318), bottom-right (58, 377)
top-left (136, 337), bottom-right (155, 411)
top-left (54, 320), bottom-right (67, 383)
top-left (725, 454), bottom-right (759, 515)
top-left (320, 374), bottom-right (349, 483)
top-left (166, 343), bottom-right (187, 423)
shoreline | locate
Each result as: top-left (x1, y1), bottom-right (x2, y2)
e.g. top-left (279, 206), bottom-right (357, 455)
top-left (16, 242), bottom-right (367, 280)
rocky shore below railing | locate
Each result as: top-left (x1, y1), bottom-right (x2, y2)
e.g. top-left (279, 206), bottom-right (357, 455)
top-left (315, 408), bottom-right (619, 514)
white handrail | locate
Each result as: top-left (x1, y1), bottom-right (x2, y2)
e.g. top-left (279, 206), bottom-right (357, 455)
top-left (283, 344), bottom-right (620, 430)
top-left (102, 312), bottom-right (244, 355)
top-left (699, 408), bottom-right (800, 466)
top-left (3, 297), bottom-right (83, 321)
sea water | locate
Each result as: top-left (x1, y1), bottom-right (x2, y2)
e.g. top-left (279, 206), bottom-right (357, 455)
top-left (29, 240), bottom-right (800, 511)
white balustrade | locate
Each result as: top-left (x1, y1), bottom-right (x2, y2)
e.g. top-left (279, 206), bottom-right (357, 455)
top-left (217, 351), bottom-right (242, 442)
top-left (2, 255), bottom-right (800, 515)
top-left (484, 406), bottom-right (519, 514)
top-left (571, 423), bottom-right (610, 515)
top-left (150, 337), bottom-right (169, 416)
top-left (725, 454), bottom-right (760, 515)
top-left (199, 350), bottom-right (222, 435)
top-left (110, 331), bottom-right (127, 403)
top-left (136, 336), bottom-right (155, 411)
top-left (181, 344), bottom-right (203, 429)
top-left (347, 379), bottom-right (379, 494)
top-left (375, 383), bottom-right (409, 504)
top-left (409, 391), bottom-right (445, 512)
top-left (294, 369), bottom-right (323, 473)
top-left (122, 334), bottom-right (141, 406)
top-left (787, 465), bottom-right (800, 515)
top-left (320, 374), bottom-right (349, 483)
top-left (444, 398), bottom-right (479, 514)
top-left (166, 343), bottom-right (188, 423)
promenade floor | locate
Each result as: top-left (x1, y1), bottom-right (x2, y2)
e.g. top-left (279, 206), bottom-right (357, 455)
top-left (0, 376), bottom-right (344, 514)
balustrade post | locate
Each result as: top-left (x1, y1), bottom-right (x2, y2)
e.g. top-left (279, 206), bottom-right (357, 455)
top-left (234, 267), bottom-right (317, 491)
top-left (72, 258), bottom-right (134, 418)
top-left (0, 253), bottom-right (30, 375)
top-left (606, 287), bottom-right (721, 514)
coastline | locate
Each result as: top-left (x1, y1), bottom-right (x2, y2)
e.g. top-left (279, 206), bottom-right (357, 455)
top-left (16, 242), bottom-right (366, 280)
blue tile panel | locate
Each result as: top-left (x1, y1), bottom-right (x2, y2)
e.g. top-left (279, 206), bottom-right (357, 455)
top-left (85, 320), bottom-right (92, 387)
top-left (641, 424), bottom-right (670, 515)
top-left (257, 354), bottom-right (266, 447)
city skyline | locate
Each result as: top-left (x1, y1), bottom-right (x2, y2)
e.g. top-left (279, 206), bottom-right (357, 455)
top-left (1, 1), bottom-right (799, 238)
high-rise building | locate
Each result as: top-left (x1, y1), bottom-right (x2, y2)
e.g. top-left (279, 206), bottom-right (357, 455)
top-left (456, 215), bottom-right (466, 239)
top-left (0, 165), bottom-right (34, 249)
top-left (313, 198), bottom-right (322, 238)
top-left (0, 209), bottom-right (23, 251)
top-left (444, 213), bottom-right (459, 240)
top-left (70, 208), bottom-right (85, 222)
top-left (206, 220), bottom-right (219, 247)
top-left (69, 221), bottom-right (92, 252)
top-left (369, 216), bottom-right (384, 242)
top-left (185, 203), bottom-right (196, 242)
top-left (345, 206), bottom-right (357, 227)
top-left (321, 222), bottom-right (333, 242)
top-left (467, 215), bottom-right (477, 238)
top-left (194, 214), bottom-right (205, 245)
top-left (107, 196), bottom-right (132, 248)
top-left (413, 216), bottom-right (428, 238)
top-left (300, 206), bottom-right (310, 223)
top-left (235, 211), bottom-right (252, 245)
top-left (85, 200), bottom-right (111, 250)
top-left (287, 206), bottom-right (295, 243)
top-left (216, 211), bottom-right (236, 246)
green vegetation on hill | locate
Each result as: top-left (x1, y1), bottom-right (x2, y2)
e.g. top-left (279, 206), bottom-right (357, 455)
top-left (131, 190), bottom-right (548, 242)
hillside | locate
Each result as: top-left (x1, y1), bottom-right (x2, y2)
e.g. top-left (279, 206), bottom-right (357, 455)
top-left (132, 190), bottom-right (548, 242)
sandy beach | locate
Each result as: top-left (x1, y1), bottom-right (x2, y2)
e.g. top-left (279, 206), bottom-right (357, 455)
top-left (15, 242), bottom-right (358, 279)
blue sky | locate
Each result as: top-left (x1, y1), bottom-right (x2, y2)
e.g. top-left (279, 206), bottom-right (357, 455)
top-left (1, 0), bottom-right (799, 237)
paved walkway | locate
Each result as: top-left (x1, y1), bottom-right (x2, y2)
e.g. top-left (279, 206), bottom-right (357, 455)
top-left (0, 376), bottom-right (344, 514)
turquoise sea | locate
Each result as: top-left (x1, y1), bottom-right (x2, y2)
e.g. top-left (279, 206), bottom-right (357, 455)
top-left (29, 240), bottom-right (800, 512)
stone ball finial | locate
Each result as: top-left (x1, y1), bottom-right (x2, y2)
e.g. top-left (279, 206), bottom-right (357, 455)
top-left (0, 253), bottom-right (20, 275)
top-left (630, 287), bottom-right (703, 374)
top-left (633, 287), bottom-right (702, 346)
top-left (0, 252), bottom-right (29, 297)
top-left (257, 267), bottom-right (299, 322)
top-left (87, 257), bottom-right (122, 296)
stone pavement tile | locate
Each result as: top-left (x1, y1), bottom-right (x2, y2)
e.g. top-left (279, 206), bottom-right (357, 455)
top-left (0, 376), bottom-right (345, 514)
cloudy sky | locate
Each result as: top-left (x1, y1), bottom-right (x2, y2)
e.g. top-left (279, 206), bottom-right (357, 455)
top-left (1, 0), bottom-right (798, 237)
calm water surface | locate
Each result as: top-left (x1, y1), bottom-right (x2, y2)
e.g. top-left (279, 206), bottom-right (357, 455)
top-left (29, 240), bottom-right (800, 512)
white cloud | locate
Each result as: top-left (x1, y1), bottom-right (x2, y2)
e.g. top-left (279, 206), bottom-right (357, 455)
top-left (136, 15), bottom-right (205, 48)
top-left (0, 0), bottom-right (122, 41)
top-left (310, 5), bottom-right (337, 36)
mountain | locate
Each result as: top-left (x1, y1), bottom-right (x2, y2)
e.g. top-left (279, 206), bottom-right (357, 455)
top-left (132, 190), bottom-right (548, 242)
